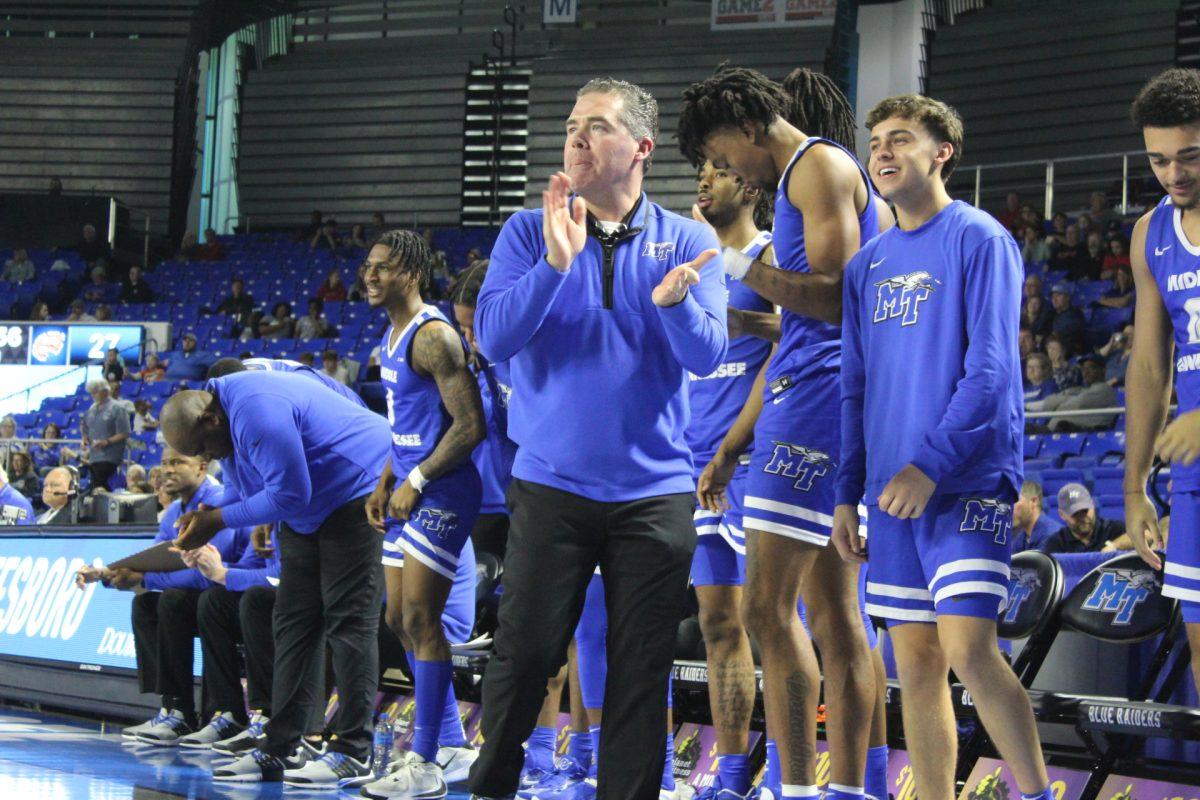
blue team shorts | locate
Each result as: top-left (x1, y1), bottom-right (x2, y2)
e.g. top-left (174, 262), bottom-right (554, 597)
top-left (382, 466), bottom-right (481, 583)
top-left (692, 463), bottom-right (748, 587)
top-left (743, 372), bottom-right (840, 547)
top-left (1165, 490), bottom-right (1200, 624)
top-left (381, 521), bottom-right (477, 645)
top-left (864, 488), bottom-right (1015, 625)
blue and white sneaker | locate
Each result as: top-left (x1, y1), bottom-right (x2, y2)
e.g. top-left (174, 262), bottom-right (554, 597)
top-left (284, 750), bottom-right (373, 788)
top-left (122, 707), bottom-right (169, 740)
top-left (532, 776), bottom-right (596, 800)
top-left (212, 745), bottom-right (310, 783)
top-left (212, 711), bottom-right (268, 756)
top-left (692, 777), bottom-right (752, 800)
top-left (360, 751), bottom-right (448, 799)
top-left (178, 711), bottom-right (245, 749)
top-left (519, 756), bottom-right (587, 799)
top-left (134, 708), bottom-right (195, 746)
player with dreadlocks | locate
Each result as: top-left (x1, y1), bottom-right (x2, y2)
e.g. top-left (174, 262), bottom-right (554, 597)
top-left (359, 229), bottom-right (489, 800)
top-left (680, 66), bottom-right (892, 800)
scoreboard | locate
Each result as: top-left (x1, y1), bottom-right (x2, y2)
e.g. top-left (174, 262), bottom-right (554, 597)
top-left (0, 324), bottom-right (143, 367)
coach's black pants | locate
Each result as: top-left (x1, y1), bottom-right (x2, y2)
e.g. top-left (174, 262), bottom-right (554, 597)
top-left (468, 479), bottom-right (695, 800)
top-left (197, 584), bottom-right (274, 721)
top-left (131, 589), bottom-right (202, 718)
top-left (263, 497), bottom-right (382, 761)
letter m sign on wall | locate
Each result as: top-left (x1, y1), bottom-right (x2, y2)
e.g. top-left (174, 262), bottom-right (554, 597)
top-left (545, 0), bottom-right (576, 23)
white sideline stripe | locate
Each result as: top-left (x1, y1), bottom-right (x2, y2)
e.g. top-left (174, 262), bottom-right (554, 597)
top-left (930, 558), bottom-right (1010, 585)
top-left (744, 496), bottom-right (835, 527)
top-left (866, 581), bottom-right (932, 601)
top-left (865, 602), bottom-right (936, 623)
top-left (743, 517), bottom-right (829, 547)
top-left (932, 580), bottom-right (1009, 605)
top-left (400, 539), bottom-right (455, 580)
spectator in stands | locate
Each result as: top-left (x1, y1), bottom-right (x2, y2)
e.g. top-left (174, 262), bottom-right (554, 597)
top-left (103, 348), bottom-right (125, 383)
top-left (320, 349), bottom-right (350, 386)
top-left (180, 230), bottom-right (226, 262)
top-left (1084, 230), bottom-right (1106, 278)
top-left (109, 379), bottom-right (135, 415)
top-left (1096, 264), bottom-right (1135, 309)
top-left (1075, 213), bottom-right (1094, 240)
top-left (8, 451), bottom-right (38, 502)
top-left (1011, 480), bottom-right (1058, 552)
top-left (238, 310), bottom-right (264, 342)
top-left (121, 264), bottom-right (155, 303)
top-left (995, 191), bottom-right (1021, 232)
top-left (0, 464), bottom-right (34, 525)
top-left (162, 333), bottom-right (211, 380)
top-left (1088, 190), bottom-right (1117, 230)
top-left (30, 422), bottom-right (63, 476)
top-left (298, 209), bottom-right (323, 242)
top-left (48, 177), bottom-right (63, 197)
top-left (75, 224), bottom-right (110, 266)
top-left (295, 299), bottom-right (329, 341)
top-left (1019, 325), bottom-right (1036, 360)
top-left (134, 352), bottom-right (166, 382)
top-left (124, 463), bottom-right (152, 494)
top-left (66, 299), bottom-right (95, 322)
top-left (80, 266), bottom-right (118, 304)
top-left (258, 302), bottom-right (295, 340)
top-left (2, 247), bottom-right (35, 283)
top-left (346, 224), bottom-right (368, 249)
top-left (80, 378), bottom-right (130, 492)
top-left (29, 302), bottom-right (49, 322)
top-left (37, 467), bottom-right (75, 524)
top-left (310, 219), bottom-right (340, 251)
top-left (315, 268), bottom-right (347, 302)
top-left (1026, 354), bottom-right (1117, 431)
top-left (296, 351), bottom-right (315, 367)
top-left (1100, 236), bottom-right (1131, 280)
top-left (217, 277), bottom-right (255, 318)
top-left (95, 304), bottom-right (113, 322)
top-left (133, 399), bottom-right (159, 434)
top-left (1021, 224), bottom-right (1051, 268)
top-left (1048, 285), bottom-right (1086, 353)
top-left (1019, 203), bottom-right (1043, 230)
top-left (1039, 483), bottom-right (1124, 555)
top-left (0, 415), bottom-right (23, 471)
top-left (371, 211), bottom-right (385, 230)
top-left (1047, 211), bottom-right (1069, 247)
top-left (1049, 225), bottom-right (1092, 280)
top-left (1024, 352), bottom-right (1057, 403)
top-left (1097, 324), bottom-right (1134, 387)
top-left (1045, 334), bottom-right (1081, 389)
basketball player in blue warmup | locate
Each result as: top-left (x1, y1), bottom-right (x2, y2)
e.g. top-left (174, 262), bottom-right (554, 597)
top-left (833, 94), bottom-right (1053, 800)
top-left (679, 66), bottom-right (887, 800)
top-left (161, 369), bottom-right (391, 788)
top-left (1122, 67), bottom-right (1200, 697)
top-left (689, 159), bottom-right (775, 800)
top-left (358, 230), bottom-right (486, 800)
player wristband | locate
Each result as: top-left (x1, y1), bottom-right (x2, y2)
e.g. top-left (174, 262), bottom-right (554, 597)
top-left (721, 246), bottom-right (753, 280)
top-left (407, 465), bottom-right (430, 492)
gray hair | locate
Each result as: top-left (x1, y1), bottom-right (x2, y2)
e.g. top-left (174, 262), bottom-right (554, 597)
top-left (577, 77), bottom-right (658, 172)
top-left (0, 415), bottom-right (14, 432)
top-left (86, 379), bottom-right (110, 395)
top-left (1020, 479), bottom-right (1044, 500)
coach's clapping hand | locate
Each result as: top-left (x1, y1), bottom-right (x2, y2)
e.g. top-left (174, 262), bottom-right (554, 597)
top-left (74, 565), bottom-right (109, 590)
top-left (180, 544), bottom-right (228, 585)
top-left (878, 464), bottom-right (935, 519)
top-left (652, 250), bottom-right (716, 307)
top-left (174, 506), bottom-right (227, 551)
top-left (387, 479), bottom-right (420, 522)
top-left (543, 172), bottom-right (586, 273)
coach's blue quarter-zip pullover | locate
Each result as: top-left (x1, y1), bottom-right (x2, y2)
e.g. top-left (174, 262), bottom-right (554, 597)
top-left (208, 370), bottom-right (390, 533)
top-left (476, 193), bottom-right (729, 501)
top-left (837, 200), bottom-right (1024, 506)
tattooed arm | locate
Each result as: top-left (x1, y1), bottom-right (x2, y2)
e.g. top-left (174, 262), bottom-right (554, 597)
top-left (410, 320), bottom-right (488, 481)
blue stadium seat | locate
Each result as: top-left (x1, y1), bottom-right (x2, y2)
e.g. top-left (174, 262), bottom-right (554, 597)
top-left (1040, 433), bottom-right (1086, 459)
top-left (1041, 467), bottom-right (1083, 499)
top-left (1092, 466), bottom-right (1124, 496)
top-left (1061, 455), bottom-right (1098, 471)
top-left (1023, 435), bottom-right (1042, 459)
top-left (1023, 457), bottom-right (1054, 473)
top-left (11, 412), bottom-right (38, 428)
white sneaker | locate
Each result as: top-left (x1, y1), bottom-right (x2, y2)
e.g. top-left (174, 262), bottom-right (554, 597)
top-left (134, 709), bottom-right (194, 746)
top-left (360, 753), bottom-right (447, 799)
top-left (213, 747), bottom-right (307, 783)
top-left (284, 750), bottom-right (373, 788)
top-left (435, 745), bottom-right (478, 784)
top-left (122, 707), bottom-right (168, 739)
top-left (178, 711), bottom-right (245, 749)
top-left (213, 712), bottom-right (269, 756)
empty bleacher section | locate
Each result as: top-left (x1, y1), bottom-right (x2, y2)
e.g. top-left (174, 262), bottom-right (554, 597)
top-left (928, 0), bottom-right (1177, 211)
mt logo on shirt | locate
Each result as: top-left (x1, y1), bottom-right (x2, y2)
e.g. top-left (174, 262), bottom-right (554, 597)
top-left (873, 270), bottom-right (941, 327)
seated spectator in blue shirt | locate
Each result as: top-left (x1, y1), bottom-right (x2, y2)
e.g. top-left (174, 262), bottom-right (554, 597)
top-left (1096, 265), bottom-right (1135, 309)
top-left (30, 422), bottom-right (64, 476)
top-left (79, 266), bottom-right (119, 305)
top-left (1022, 293), bottom-right (1053, 338)
top-left (1027, 354), bottom-right (1117, 432)
top-left (1097, 324), bottom-right (1133, 387)
top-left (1023, 352), bottom-right (1058, 403)
top-left (1046, 334), bottom-right (1082, 390)
top-left (1011, 480), bottom-right (1058, 552)
top-left (1039, 483), bottom-right (1125, 555)
top-left (163, 333), bottom-right (212, 380)
top-left (1048, 283), bottom-right (1086, 353)
top-left (1021, 224), bottom-right (1051, 267)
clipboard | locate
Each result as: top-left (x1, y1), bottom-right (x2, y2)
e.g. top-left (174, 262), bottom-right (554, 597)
top-left (108, 540), bottom-right (187, 573)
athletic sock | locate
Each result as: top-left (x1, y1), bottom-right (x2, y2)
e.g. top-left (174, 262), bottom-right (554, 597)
top-left (1021, 788), bottom-right (1055, 800)
top-left (661, 730), bottom-right (675, 791)
top-left (781, 784), bottom-right (820, 799)
top-left (526, 726), bottom-right (556, 771)
top-left (866, 745), bottom-right (889, 800)
top-left (439, 681), bottom-right (466, 748)
top-left (717, 753), bottom-right (751, 795)
top-left (826, 784), bottom-right (865, 800)
top-left (589, 724), bottom-right (602, 770)
top-left (568, 731), bottom-right (593, 770)
top-left (411, 659), bottom-right (453, 762)
top-left (765, 739), bottom-right (781, 791)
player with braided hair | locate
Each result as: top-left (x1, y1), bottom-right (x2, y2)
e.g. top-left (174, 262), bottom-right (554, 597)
top-left (781, 67), bottom-right (857, 152)
top-left (681, 65), bottom-right (892, 800)
top-left (359, 229), bottom-right (489, 799)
